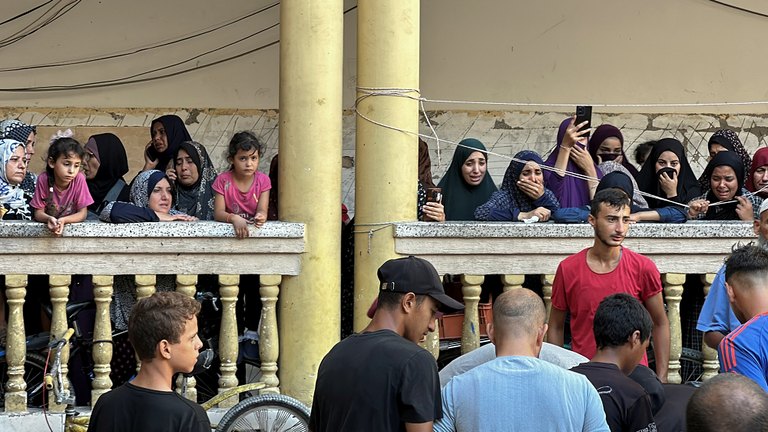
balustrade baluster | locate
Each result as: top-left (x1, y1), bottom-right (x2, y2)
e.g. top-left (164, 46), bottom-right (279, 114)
top-left (502, 275), bottom-right (525, 292)
top-left (92, 276), bottom-right (114, 404)
top-left (259, 275), bottom-right (281, 394)
top-left (460, 275), bottom-right (483, 355)
top-left (175, 275), bottom-right (198, 401)
top-left (663, 273), bottom-right (685, 384)
top-left (48, 275), bottom-right (71, 411)
top-left (700, 274), bottom-right (719, 382)
top-left (135, 275), bottom-right (156, 301)
top-left (4, 275), bottom-right (27, 412)
top-left (541, 274), bottom-right (555, 342)
top-left (218, 275), bottom-right (239, 407)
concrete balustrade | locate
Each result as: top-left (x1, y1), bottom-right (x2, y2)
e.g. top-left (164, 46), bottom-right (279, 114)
top-left (395, 221), bottom-right (756, 384)
top-left (0, 221), bottom-right (304, 412)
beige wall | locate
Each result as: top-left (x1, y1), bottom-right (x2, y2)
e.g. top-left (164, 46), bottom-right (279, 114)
top-left (5, 1), bottom-right (768, 113)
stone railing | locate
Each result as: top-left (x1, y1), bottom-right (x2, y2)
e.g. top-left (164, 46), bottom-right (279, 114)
top-left (395, 221), bottom-right (756, 384)
top-left (0, 221), bottom-right (304, 413)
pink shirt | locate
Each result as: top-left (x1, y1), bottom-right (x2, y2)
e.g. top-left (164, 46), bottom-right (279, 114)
top-left (31, 172), bottom-right (94, 217)
top-left (212, 170), bottom-right (271, 221)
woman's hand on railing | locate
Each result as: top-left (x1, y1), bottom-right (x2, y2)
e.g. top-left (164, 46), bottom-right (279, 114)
top-left (156, 213), bottom-right (198, 222)
top-left (519, 207), bottom-right (550, 222)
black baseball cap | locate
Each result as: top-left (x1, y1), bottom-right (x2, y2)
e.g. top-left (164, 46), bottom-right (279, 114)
top-left (377, 256), bottom-right (465, 312)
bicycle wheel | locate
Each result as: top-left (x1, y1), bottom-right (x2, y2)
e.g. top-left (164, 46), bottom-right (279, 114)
top-left (0, 352), bottom-right (48, 408)
top-left (216, 394), bottom-right (310, 432)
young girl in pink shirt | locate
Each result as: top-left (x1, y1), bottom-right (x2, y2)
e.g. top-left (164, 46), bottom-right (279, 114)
top-left (31, 132), bottom-right (94, 236)
top-left (213, 132), bottom-right (271, 238)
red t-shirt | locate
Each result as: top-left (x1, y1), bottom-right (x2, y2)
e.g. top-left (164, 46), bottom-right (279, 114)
top-left (551, 247), bottom-right (662, 363)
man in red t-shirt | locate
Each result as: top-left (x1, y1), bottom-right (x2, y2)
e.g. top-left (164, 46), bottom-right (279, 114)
top-left (547, 188), bottom-right (671, 382)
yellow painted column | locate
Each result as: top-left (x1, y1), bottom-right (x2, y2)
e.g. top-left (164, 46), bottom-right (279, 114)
top-left (353, 0), bottom-right (420, 332)
top-left (4, 275), bottom-right (27, 412)
top-left (278, 0), bottom-right (343, 406)
top-left (48, 275), bottom-right (72, 411)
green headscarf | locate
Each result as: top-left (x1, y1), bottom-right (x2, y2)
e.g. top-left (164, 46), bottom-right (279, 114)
top-left (437, 138), bottom-right (498, 220)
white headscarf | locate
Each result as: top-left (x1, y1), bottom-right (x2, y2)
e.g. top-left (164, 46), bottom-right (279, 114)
top-left (0, 138), bottom-right (27, 208)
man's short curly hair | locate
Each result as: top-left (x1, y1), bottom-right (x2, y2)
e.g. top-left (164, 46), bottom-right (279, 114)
top-left (128, 291), bottom-right (201, 362)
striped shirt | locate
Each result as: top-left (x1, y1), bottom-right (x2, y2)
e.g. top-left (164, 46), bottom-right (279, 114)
top-left (718, 312), bottom-right (768, 391)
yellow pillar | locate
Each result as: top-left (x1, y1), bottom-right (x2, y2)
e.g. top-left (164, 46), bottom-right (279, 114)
top-left (4, 275), bottom-right (27, 412)
top-left (278, 0), bottom-right (343, 406)
top-left (353, 0), bottom-right (420, 331)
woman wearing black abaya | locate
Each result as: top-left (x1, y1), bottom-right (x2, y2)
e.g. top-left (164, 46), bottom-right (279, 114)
top-left (688, 152), bottom-right (762, 221)
top-left (636, 138), bottom-right (700, 209)
top-left (82, 133), bottom-right (131, 219)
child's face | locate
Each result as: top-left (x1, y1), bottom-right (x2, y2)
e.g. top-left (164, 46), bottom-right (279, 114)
top-left (48, 153), bottom-right (81, 187)
top-left (5, 145), bottom-right (27, 186)
top-left (148, 178), bottom-right (173, 214)
top-left (228, 148), bottom-right (259, 176)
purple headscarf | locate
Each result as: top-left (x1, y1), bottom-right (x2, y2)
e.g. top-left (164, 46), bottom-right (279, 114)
top-left (544, 118), bottom-right (603, 208)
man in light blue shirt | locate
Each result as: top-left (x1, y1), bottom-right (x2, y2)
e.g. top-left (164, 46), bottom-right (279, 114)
top-left (433, 289), bottom-right (609, 432)
top-left (697, 199), bottom-right (768, 350)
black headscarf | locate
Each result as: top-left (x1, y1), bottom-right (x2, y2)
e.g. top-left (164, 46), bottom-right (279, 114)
top-left (596, 171), bottom-right (645, 213)
top-left (86, 133), bottom-right (130, 212)
top-left (173, 141), bottom-right (217, 220)
top-left (702, 151), bottom-right (745, 220)
top-left (636, 138), bottom-right (700, 209)
top-left (437, 138), bottom-right (498, 220)
top-left (150, 115), bottom-right (192, 172)
top-left (699, 129), bottom-right (751, 190)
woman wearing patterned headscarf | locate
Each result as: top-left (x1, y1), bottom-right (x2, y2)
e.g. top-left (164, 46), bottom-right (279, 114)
top-left (99, 170), bottom-right (197, 223)
top-left (0, 119), bottom-right (37, 193)
top-left (166, 141), bottom-right (217, 220)
top-left (0, 138), bottom-right (33, 221)
top-left (142, 114), bottom-right (192, 173)
top-left (474, 150), bottom-right (559, 221)
top-left (698, 129), bottom-right (751, 190)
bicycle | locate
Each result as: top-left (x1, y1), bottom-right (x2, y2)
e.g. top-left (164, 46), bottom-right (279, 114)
top-left (45, 328), bottom-right (310, 432)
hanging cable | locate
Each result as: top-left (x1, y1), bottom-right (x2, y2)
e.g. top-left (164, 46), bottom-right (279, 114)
top-left (0, 1), bottom-right (54, 27)
top-left (0, 0), bottom-right (81, 49)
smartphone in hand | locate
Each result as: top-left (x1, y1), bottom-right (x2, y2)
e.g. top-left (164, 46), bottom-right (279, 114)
top-left (146, 145), bottom-right (161, 162)
top-left (575, 105), bottom-right (592, 139)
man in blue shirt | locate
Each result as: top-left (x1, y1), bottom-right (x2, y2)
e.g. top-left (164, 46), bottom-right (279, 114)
top-left (434, 288), bottom-right (609, 432)
top-left (698, 199), bottom-right (768, 349)
top-left (718, 244), bottom-right (768, 391)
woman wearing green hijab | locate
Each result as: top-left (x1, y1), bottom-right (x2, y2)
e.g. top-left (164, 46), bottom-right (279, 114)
top-left (436, 138), bottom-right (498, 220)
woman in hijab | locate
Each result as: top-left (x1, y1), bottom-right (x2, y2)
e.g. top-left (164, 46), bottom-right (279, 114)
top-left (552, 171), bottom-right (688, 223)
top-left (474, 150), bottom-right (559, 222)
top-left (81, 133), bottom-right (131, 219)
top-left (637, 138), bottom-right (701, 209)
top-left (99, 170), bottom-right (197, 223)
top-left (747, 147), bottom-right (768, 199)
top-left (436, 138), bottom-right (497, 220)
top-left (598, 160), bottom-right (648, 207)
top-left (688, 151), bottom-right (761, 221)
top-left (0, 119), bottom-right (37, 193)
top-left (142, 114), bottom-right (192, 173)
top-left (698, 129), bottom-right (751, 190)
top-left (0, 139), bottom-right (33, 221)
top-left (544, 117), bottom-right (603, 208)
top-left (166, 141), bottom-right (217, 220)
top-left (588, 124), bottom-right (640, 178)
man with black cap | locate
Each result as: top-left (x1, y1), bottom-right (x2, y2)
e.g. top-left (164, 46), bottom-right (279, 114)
top-left (309, 256), bottom-right (464, 432)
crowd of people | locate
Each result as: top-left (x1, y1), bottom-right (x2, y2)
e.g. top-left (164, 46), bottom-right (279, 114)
top-left (4, 113), bottom-right (768, 430)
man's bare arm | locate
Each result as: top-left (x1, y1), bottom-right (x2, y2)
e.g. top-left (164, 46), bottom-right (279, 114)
top-left (546, 306), bottom-right (568, 347)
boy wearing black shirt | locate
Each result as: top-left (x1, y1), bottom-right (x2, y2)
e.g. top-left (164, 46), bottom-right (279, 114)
top-left (309, 256), bottom-right (464, 432)
top-left (88, 292), bottom-right (210, 432)
top-left (571, 293), bottom-right (657, 432)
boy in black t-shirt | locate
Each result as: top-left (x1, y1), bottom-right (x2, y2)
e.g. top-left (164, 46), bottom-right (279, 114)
top-left (571, 293), bottom-right (657, 432)
top-left (309, 256), bottom-right (464, 432)
top-left (88, 292), bottom-right (210, 432)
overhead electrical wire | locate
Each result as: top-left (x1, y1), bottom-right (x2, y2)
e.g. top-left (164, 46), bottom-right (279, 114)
top-left (0, 0), bottom-right (81, 49)
top-left (0, 1), bottom-right (280, 73)
top-left (0, 3), bottom-right (359, 92)
top-left (0, 0), bottom-right (54, 27)
top-left (706, 0), bottom-right (768, 19)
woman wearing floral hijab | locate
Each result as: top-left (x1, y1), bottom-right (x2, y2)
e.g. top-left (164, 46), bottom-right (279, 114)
top-left (698, 129), bottom-right (751, 190)
top-left (99, 170), bottom-right (197, 223)
top-left (474, 150), bottom-right (560, 221)
top-left (167, 141), bottom-right (217, 220)
top-left (0, 119), bottom-right (37, 193)
top-left (0, 138), bottom-right (33, 221)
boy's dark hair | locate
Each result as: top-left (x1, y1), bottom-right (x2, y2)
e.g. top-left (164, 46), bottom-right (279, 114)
top-left (634, 140), bottom-right (656, 165)
top-left (686, 373), bottom-right (768, 432)
top-left (724, 243), bottom-right (768, 288)
top-left (228, 131), bottom-right (265, 160)
top-left (377, 291), bottom-right (428, 311)
top-left (590, 188), bottom-right (631, 218)
top-left (128, 291), bottom-right (201, 362)
top-left (593, 293), bottom-right (653, 349)
top-left (45, 137), bottom-right (85, 212)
